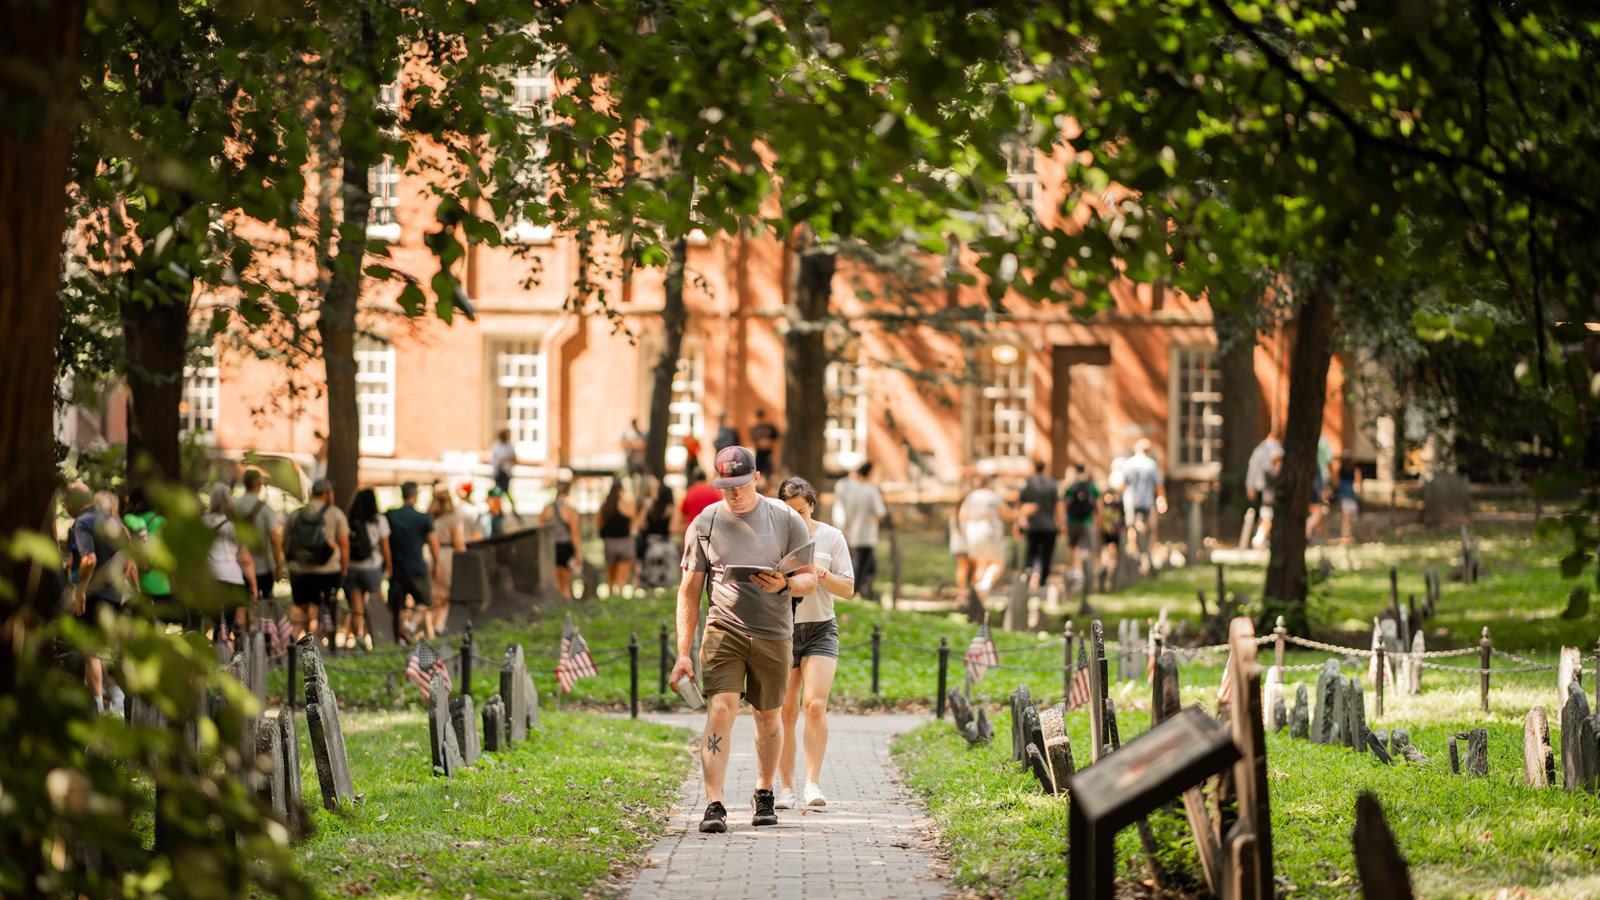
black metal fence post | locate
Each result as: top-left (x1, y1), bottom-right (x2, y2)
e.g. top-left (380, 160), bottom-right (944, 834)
top-left (659, 623), bottom-right (670, 694)
top-left (871, 623), bottom-right (882, 696)
top-left (629, 631), bottom-right (640, 719)
top-left (461, 621), bottom-right (474, 697)
top-left (1375, 643), bottom-right (1385, 719)
top-left (936, 636), bottom-right (950, 720)
top-left (1479, 627), bottom-right (1492, 713)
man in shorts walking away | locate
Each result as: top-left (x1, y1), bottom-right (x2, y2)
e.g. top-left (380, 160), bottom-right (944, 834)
top-left (669, 446), bottom-right (817, 833)
top-left (286, 478), bottom-right (350, 641)
top-left (386, 482), bottom-right (442, 642)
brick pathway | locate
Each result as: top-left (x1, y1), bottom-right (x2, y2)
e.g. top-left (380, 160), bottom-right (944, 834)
top-left (625, 711), bottom-right (951, 899)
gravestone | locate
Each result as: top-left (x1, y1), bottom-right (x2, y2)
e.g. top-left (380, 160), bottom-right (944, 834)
top-left (1580, 716), bottom-right (1600, 794)
top-left (1379, 619), bottom-right (1401, 654)
top-left (1104, 698), bottom-right (1121, 752)
top-left (300, 639), bottom-right (354, 810)
top-left (1263, 666), bottom-right (1283, 731)
top-left (1152, 651), bottom-right (1181, 725)
top-left (1312, 659), bottom-right (1341, 744)
top-left (1559, 647), bottom-right (1582, 709)
top-left (1448, 736), bottom-right (1460, 775)
top-left (1561, 682), bottom-right (1593, 792)
top-left (523, 671), bottom-right (545, 733)
top-left (974, 707), bottom-right (995, 744)
top-left (1289, 685), bottom-right (1309, 739)
top-left (1009, 686), bottom-right (1033, 763)
top-left (1374, 728), bottom-right (1388, 748)
top-left (1408, 631), bottom-right (1425, 695)
top-left (255, 719), bottom-right (287, 819)
top-left (1024, 703), bottom-right (1046, 768)
top-left (1089, 621), bottom-right (1108, 763)
top-left (1036, 705), bottom-right (1067, 793)
top-left (1464, 728), bottom-right (1488, 777)
top-left (1365, 729), bottom-right (1394, 765)
top-left (1344, 677), bottom-right (1368, 752)
top-left (451, 694), bottom-right (481, 765)
top-left (276, 707), bottom-right (307, 834)
top-left (1273, 698), bottom-right (1287, 733)
top-left (1025, 742), bottom-right (1055, 793)
top-left (1353, 792), bottom-right (1414, 900)
top-left (501, 645), bottom-right (529, 743)
top-left (1115, 620), bottom-right (1132, 681)
top-left (482, 694), bottom-right (506, 752)
top-left (1523, 706), bottom-right (1555, 788)
top-left (428, 669), bottom-right (466, 777)
top-left (949, 690), bottom-right (973, 733)
top-left (245, 631), bottom-right (269, 708)
top-left (1328, 676), bottom-right (1347, 746)
top-left (1420, 471), bottom-right (1471, 525)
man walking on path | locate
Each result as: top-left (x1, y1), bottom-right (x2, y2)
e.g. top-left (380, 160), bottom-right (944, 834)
top-left (1018, 459), bottom-right (1061, 589)
top-left (237, 467), bottom-right (285, 609)
top-left (1121, 439), bottom-right (1166, 572)
top-left (386, 482), bottom-right (442, 641)
top-left (669, 446), bottom-right (816, 833)
top-left (286, 477), bottom-right (349, 641)
top-left (831, 461), bottom-right (887, 602)
top-left (749, 409), bottom-right (780, 486)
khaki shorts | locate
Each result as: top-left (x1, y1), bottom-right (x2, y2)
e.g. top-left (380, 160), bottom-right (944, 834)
top-left (700, 623), bottom-right (792, 711)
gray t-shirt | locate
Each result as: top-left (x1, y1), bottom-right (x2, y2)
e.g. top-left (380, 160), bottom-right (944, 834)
top-left (682, 497), bottom-right (810, 641)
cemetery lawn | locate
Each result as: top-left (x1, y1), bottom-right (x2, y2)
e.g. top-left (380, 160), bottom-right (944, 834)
top-left (290, 709), bottom-right (692, 899)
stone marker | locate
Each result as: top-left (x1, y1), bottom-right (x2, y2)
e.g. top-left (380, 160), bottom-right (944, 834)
top-left (1374, 728), bottom-right (1388, 748)
top-left (1289, 685), bottom-right (1309, 739)
top-left (1328, 675), bottom-right (1346, 747)
top-left (1353, 791), bottom-right (1414, 900)
top-left (522, 671), bottom-right (545, 733)
top-left (975, 707), bottom-right (994, 744)
top-left (255, 719), bottom-right (287, 818)
top-left (949, 689), bottom-right (973, 732)
top-left (482, 694), bottom-right (506, 752)
top-left (1561, 682), bottom-right (1592, 791)
top-left (299, 638), bottom-right (354, 810)
top-left (276, 706), bottom-right (307, 835)
top-left (1040, 702), bottom-right (1074, 788)
top-left (1025, 742), bottom-right (1055, 793)
top-left (1464, 728), bottom-right (1488, 777)
top-left (428, 669), bottom-right (466, 777)
top-left (1104, 698), bottom-right (1121, 752)
top-left (1312, 659), bottom-right (1341, 744)
top-left (1010, 686), bottom-right (1032, 763)
top-left (1448, 736), bottom-right (1460, 775)
top-left (1152, 652), bottom-right (1181, 725)
top-left (1559, 647), bottom-right (1582, 710)
top-left (245, 631), bottom-right (268, 707)
top-left (1580, 716), bottom-right (1600, 794)
top-left (1263, 666), bottom-right (1283, 731)
top-left (1089, 621), bottom-right (1108, 763)
top-left (501, 645), bottom-right (529, 744)
top-left (1523, 706), bottom-right (1555, 788)
top-left (1273, 697), bottom-right (1287, 733)
top-left (1040, 704), bottom-right (1065, 746)
top-left (1024, 703), bottom-right (1046, 768)
top-left (1365, 729), bottom-right (1394, 765)
top-left (1345, 676), bottom-right (1367, 752)
top-left (451, 694), bottom-right (481, 766)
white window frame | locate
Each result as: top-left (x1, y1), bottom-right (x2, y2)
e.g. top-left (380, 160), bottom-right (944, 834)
top-left (1168, 345), bottom-right (1223, 477)
top-left (668, 338), bottom-right (705, 455)
top-left (824, 360), bottom-right (868, 472)
top-left (491, 339), bottom-right (548, 462)
top-left (1003, 138), bottom-right (1040, 214)
top-left (367, 155), bottom-right (401, 243)
top-left (973, 343), bottom-right (1031, 466)
top-left (355, 338), bottom-right (395, 457)
top-left (179, 364), bottom-right (219, 444)
top-left (507, 65), bottom-right (556, 244)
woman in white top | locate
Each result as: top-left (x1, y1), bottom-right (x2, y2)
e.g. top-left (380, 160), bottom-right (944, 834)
top-left (202, 483), bottom-right (257, 645)
top-left (959, 474), bottom-right (1013, 592)
top-left (775, 476), bottom-right (855, 810)
top-left (428, 489), bottom-right (469, 634)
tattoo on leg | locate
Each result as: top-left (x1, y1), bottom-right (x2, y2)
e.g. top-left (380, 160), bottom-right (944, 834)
top-left (707, 733), bottom-right (723, 755)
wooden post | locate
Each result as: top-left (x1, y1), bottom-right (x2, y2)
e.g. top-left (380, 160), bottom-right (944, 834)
top-left (1479, 627), bottom-right (1492, 714)
top-left (1274, 615), bottom-right (1287, 672)
top-left (936, 637), bottom-right (950, 720)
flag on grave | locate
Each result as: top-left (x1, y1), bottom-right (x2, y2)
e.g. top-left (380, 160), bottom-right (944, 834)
top-left (556, 617), bottom-right (598, 694)
top-left (1067, 645), bottom-right (1092, 711)
top-left (405, 640), bottom-right (452, 700)
top-left (1217, 656), bottom-right (1232, 705)
top-left (964, 622), bottom-right (998, 681)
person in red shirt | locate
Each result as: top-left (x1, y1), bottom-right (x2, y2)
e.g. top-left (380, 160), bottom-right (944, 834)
top-left (680, 468), bottom-right (720, 543)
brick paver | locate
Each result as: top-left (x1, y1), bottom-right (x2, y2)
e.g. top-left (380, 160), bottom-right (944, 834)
top-left (625, 711), bottom-right (951, 899)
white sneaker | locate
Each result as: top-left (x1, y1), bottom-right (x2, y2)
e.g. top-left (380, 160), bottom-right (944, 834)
top-left (803, 783), bottom-right (827, 807)
top-left (774, 788), bottom-right (797, 810)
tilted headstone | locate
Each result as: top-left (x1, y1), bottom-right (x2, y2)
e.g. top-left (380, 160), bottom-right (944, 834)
top-left (1089, 621), bottom-right (1108, 763)
top-left (1023, 703), bottom-right (1046, 769)
top-left (501, 645), bottom-right (529, 744)
top-left (1559, 647), bottom-right (1582, 710)
top-left (1379, 619), bottom-right (1401, 654)
top-left (1353, 792), bottom-right (1414, 900)
top-left (1152, 651), bottom-right (1181, 725)
top-left (1009, 686), bottom-right (1033, 763)
top-left (1328, 675), bottom-right (1347, 747)
top-left (255, 719), bottom-right (288, 819)
top-left (1344, 676), bottom-right (1368, 752)
top-left (1448, 736), bottom-right (1460, 775)
top-left (949, 690), bottom-right (973, 733)
top-left (975, 707), bottom-right (994, 744)
top-left (523, 671), bottom-right (545, 733)
top-left (451, 694), bottom-right (481, 766)
top-left (1524, 706), bottom-right (1555, 788)
top-left (1104, 698), bottom-right (1121, 752)
top-left (965, 720), bottom-right (981, 746)
top-left (1581, 716), bottom-right (1600, 794)
top-left (1289, 685), bottom-right (1309, 739)
top-left (277, 706), bottom-right (307, 835)
top-left (1464, 728), bottom-right (1488, 777)
top-left (1374, 728), bottom-right (1388, 749)
top-left (1561, 682), bottom-right (1593, 791)
top-left (482, 694), bottom-right (506, 752)
top-left (1365, 729), bottom-right (1394, 765)
top-left (299, 638), bottom-right (355, 809)
top-left (1312, 659), bottom-right (1341, 744)
top-left (428, 669), bottom-right (466, 777)
top-left (1025, 742), bottom-right (1056, 793)
top-left (244, 631), bottom-right (269, 708)
top-left (1263, 666), bottom-right (1283, 732)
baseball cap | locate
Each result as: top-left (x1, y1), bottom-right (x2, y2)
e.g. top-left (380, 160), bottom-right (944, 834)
top-left (311, 477), bottom-right (333, 496)
top-left (712, 445), bottom-right (757, 489)
top-left (456, 480), bottom-right (474, 497)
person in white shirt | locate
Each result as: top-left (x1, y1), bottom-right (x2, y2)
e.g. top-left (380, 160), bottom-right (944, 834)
top-left (774, 476), bottom-right (854, 810)
top-left (830, 461), bottom-right (887, 601)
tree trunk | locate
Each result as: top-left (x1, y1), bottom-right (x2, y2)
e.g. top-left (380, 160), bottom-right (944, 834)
top-left (122, 259), bottom-right (193, 486)
top-left (1215, 299), bottom-right (1261, 542)
top-left (645, 236), bottom-right (690, 481)
top-left (1262, 276), bottom-right (1340, 633)
top-left (782, 228), bottom-right (833, 481)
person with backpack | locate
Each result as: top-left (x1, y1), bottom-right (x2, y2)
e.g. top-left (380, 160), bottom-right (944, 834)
top-left (1018, 459), bottom-right (1061, 590)
top-left (341, 488), bottom-right (390, 651)
top-left (1062, 464), bottom-right (1101, 584)
top-left (286, 477), bottom-right (350, 642)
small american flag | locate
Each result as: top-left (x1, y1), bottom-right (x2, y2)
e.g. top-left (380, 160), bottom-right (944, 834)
top-left (556, 617), bottom-right (598, 694)
top-left (1066, 645), bottom-right (1092, 711)
top-left (1216, 657), bottom-right (1232, 706)
top-left (405, 640), bottom-right (451, 701)
top-left (964, 622), bottom-right (998, 681)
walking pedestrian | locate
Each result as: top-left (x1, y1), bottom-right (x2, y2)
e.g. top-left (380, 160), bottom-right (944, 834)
top-left (427, 488), bottom-right (466, 634)
top-left (831, 461), bottom-right (887, 601)
top-left (959, 473), bottom-right (1012, 593)
top-left (713, 414), bottom-right (741, 452)
top-left (482, 487), bottom-right (524, 537)
top-left (680, 468), bottom-right (719, 542)
top-left (386, 481), bottom-right (442, 642)
top-left (774, 476), bottom-right (853, 810)
top-left (490, 429), bottom-right (518, 498)
top-left (1244, 430), bottom-right (1283, 542)
top-left (64, 482), bottom-right (131, 710)
top-left (750, 409), bottom-right (781, 486)
top-left (1121, 439), bottom-right (1166, 571)
top-left (1061, 464), bottom-right (1101, 583)
top-left (1332, 448), bottom-right (1363, 544)
top-left (122, 486), bottom-right (175, 620)
top-left (202, 484), bottom-right (258, 648)
top-left (1018, 459), bottom-right (1061, 589)
top-left (538, 481), bottom-right (582, 600)
top-left (285, 477), bottom-right (350, 642)
top-left (454, 481), bottom-right (485, 541)
top-left (637, 480), bottom-right (679, 590)
top-left (341, 488), bottom-right (390, 651)
top-left (236, 467), bottom-right (285, 617)
top-left (597, 478), bottom-right (640, 597)
top-left (668, 446), bottom-right (817, 833)
top-left (622, 418), bottom-right (648, 479)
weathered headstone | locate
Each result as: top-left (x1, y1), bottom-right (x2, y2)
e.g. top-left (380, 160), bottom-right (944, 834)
top-left (1089, 621), bottom-right (1108, 763)
top-left (1559, 647), bottom-right (1583, 710)
top-left (1024, 703), bottom-right (1046, 766)
top-left (482, 694), bottom-right (506, 752)
top-left (1328, 675), bottom-right (1347, 747)
top-left (522, 671), bottom-right (545, 733)
top-left (1523, 706), bottom-right (1555, 788)
top-left (451, 694), bottom-right (481, 765)
top-left (1272, 697), bottom-right (1287, 733)
top-left (949, 690), bottom-right (973, 733)
top-left (975, 707), bottom-right (995, 744)
top-left (276, 707), bottom-right (307, 834)
top-left (1362, 729), bottom-right (1392, 764)
top-left (1038, 704), bottom-right (1067, 793)
top-left (1152, 651), bottom-right (1181, 725)
top-left (245, 631), bottom-right (269, 707)
top-left (300, 639), bottom-right (354, 809)
top-left (1374, 728), bottom-right (1388, 748)
top-left (255, 719), bottom-right (287, 818)
top-left (428, 669), bottom-right (466, 777)
top-left (1464, 728), bottom-right (1488, 777)
top-left (1448, 736), bottom-right (1460, 775)
top-left (1352, 792), bottom-right (1414, 900)
top-left (1312, 659), bottom-right (1341, 744)
top-left (1561, 682), bottom-right (1593, 791)
top-left (1263, 666), bottom-right (1283, 732)
top-left (1104, 698), bottom-right (1121, 752)
top-left (1025, 742), bottom-right (1055, 793)
top-left (1408, 631), bottom-right (1425, 695)
top-left (501, 645), bottom-right (529, 743)
top-left (1581, 716), bottom-right (1600, 794)
top-left (1289, 685), bottom-right (1309, 739)
top-left (1379, 619), bottom-right (1401, 654)
top-left (1344, 676), bottom-right (1368, 752)
top-left (1009, 686), bottom-right (1033, 763)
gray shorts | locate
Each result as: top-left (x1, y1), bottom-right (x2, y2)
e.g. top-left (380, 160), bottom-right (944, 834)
top-left (791, 619), bottom-right (840, 668)
top-left (603, 536), bottom-right (636, 565)
top-left (345, 566), bottom-right (383, 594)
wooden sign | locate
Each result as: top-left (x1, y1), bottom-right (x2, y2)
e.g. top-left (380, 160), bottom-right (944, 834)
top-left (1223, 616), bottom-right (1275, 899)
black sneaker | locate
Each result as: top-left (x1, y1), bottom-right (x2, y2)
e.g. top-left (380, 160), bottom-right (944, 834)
top-left (699, 801), bottom-right (728, 833)
top-left (751, 789), bottom-right (778, 826)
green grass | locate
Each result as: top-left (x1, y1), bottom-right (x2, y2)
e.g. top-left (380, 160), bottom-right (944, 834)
top-left (289, 709), bottom-right (692, 899)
